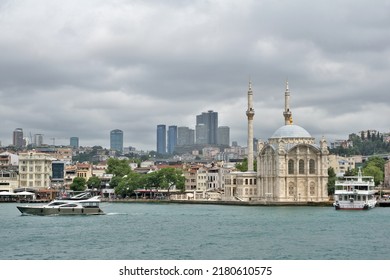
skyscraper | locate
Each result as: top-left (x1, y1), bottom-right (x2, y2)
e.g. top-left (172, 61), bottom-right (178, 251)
top-left (177, 126), bottom-right (195, 146)
top-left (110, 129), bottom-right (123, 153)
top-left (217, 126), bottom-right (230, 146)
top-left (70, 137), bottom-right (79, 149)
top-left (13, 128), bottom-right (24, 148)
top-left (167, 125), bottom-right (177, 154)
top-left (34, 134), bottom-right (43, 147)
top-left (156, 124), bottom-right (166, 154)
top-left (196, 110), bottom-right (218, 145)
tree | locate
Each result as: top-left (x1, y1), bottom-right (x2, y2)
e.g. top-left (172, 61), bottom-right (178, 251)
top-left (235, 158), bottom-right (257, 172)
top-left (115, 172), bottom-right (142, 198)
top-left (143, 171), bottom-right (160, 190)
top-left (106, 158), bottom-right (132, 177)
top-left (327, 167), bottom-right (336, 195)
top-left (363, 165), bottom-right (383, 186)
top-left (344, 168), bottom-right (357, 176)
top-left (87, 176), bottom-right (102, 190)
top-left (157, 168), bottom-right (185, 192)
top-left (70, 177), bottom-right (87, 192)
top-left (363, 156), bottom-right (385, 185)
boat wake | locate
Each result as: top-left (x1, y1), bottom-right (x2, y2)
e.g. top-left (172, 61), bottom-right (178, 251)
top-left (104, 212), bottom-right (128, 216)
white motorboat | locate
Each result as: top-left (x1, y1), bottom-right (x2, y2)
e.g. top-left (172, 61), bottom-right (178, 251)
top-left (17, 193), bottom-right (104, 215)
top-left (333, 168), bottom-right (377, 210)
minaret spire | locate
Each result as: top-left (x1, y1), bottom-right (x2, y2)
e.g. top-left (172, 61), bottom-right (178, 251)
top-left (246, 79), bottom-right (255, 172)
top-left (283, 80), bottom-right (293, 125)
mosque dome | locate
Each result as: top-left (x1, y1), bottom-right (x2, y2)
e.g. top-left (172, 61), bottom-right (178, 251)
top-left (270, 124), bottom-right (312, 139)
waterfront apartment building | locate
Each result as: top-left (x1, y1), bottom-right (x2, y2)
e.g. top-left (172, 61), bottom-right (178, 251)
top-left (384, 161), bottom-right (390, 188)
top-left (328, 155), bottom-right (356, 176)
top-left (156, 124), bottom-right (166, 154)
top-left (110, 129), bottom-right (123, 153)
top-left (18, 151), bottom-right (53, 190)
top-left (167, 125), bottom-right (177, 154)
top-left (13, 128), bottom-right (24, 148)
top-left (183, 164), bottom-right (228, 200)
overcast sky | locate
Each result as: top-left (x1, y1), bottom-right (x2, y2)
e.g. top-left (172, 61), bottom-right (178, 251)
top-left (1, 0), bottom-right (389, 151)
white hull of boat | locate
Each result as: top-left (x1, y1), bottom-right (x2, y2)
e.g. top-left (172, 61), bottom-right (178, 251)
top-left (333, 200), bottom-right (376, 210)
top-left (17, 205), bottom-right (104, 215)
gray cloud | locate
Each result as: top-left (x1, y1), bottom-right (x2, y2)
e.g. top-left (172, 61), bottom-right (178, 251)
top-left (1, 0), bottom-right (389, 150)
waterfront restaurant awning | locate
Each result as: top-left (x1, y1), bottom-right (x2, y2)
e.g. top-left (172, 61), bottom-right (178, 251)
top-left (14, 191), bottom-right (35, 196)
top-left (0, 191), bottom-right (16, 196)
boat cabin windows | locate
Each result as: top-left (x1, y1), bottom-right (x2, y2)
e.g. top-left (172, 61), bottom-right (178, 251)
top-left (59, 204), bottom-right (78, 208)
top-left (47, 201), bottom-right (68, 206)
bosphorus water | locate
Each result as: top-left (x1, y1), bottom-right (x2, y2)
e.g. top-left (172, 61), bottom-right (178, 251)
top-left (1, 202), bottom-right (389, 260)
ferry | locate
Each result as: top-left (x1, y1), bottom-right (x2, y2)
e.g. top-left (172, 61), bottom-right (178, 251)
top-left (333, 168), bottom-right (377, 210)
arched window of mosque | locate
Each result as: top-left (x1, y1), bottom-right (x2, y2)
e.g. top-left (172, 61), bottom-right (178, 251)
top-left (299, 159), bottom-right (304, 174)
top-left (245, 179), bottom-right (248, 185)
top-left (288, 159), bottom-right (294, 174)
top-left (309, 159), bottom-right (315, 174)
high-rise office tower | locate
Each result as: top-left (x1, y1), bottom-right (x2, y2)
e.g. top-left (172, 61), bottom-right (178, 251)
top-left (110, 129), bottom-right (124, 153)
top-left (34, 134), bottom-right (43, 147)
top-left (217, 126), bottom-right (230, 145)
top-left (177, 126), bottom-right (195, 146)
top-left (156, 124), bottom-right (166, 154)
top-left (167, 125), bottom-right (177, 154)
top-left (70, 137), bottom-right (79, 149)
top-left (196, 110), bottom-right (218, 145)
top-left (195, 123), bottom-right (207, 144)
top-left (13, 128), bottom-right (24, 148)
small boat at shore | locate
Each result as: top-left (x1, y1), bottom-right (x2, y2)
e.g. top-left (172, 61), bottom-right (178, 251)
top-left (333, 168), bottom-right (376, 210)
top-left (17, 193), bottom-right (104, 216)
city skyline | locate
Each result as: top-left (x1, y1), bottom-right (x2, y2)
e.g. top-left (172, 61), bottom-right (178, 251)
top-left (1, 1), bottom-right (389, 151)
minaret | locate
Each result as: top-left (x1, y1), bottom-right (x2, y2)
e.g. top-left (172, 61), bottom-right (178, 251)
top-left (283, 80), bottom-right (293, 125)
top-left (246, 80), bottom-right (255, 172)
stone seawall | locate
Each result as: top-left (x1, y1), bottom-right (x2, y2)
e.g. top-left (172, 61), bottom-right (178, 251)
top-left (102, 198), bottom-right (333, 207)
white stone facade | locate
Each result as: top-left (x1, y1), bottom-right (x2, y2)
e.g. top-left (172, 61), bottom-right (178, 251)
top-left (18, 151), bottom-right (53, 189)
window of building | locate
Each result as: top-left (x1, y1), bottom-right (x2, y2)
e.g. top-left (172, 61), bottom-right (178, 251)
top-left (309, 159), bottom-right (315, 174)
top-left (288, 160), bottom-right (294, 174)
top-left (299, 160), bottom-right (304, 174)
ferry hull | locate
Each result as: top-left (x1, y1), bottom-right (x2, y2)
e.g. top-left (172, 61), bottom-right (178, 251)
top-left (17, 205), bottom-right (104, 216)
top-left (333, 201), bottom-right (376, 210)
